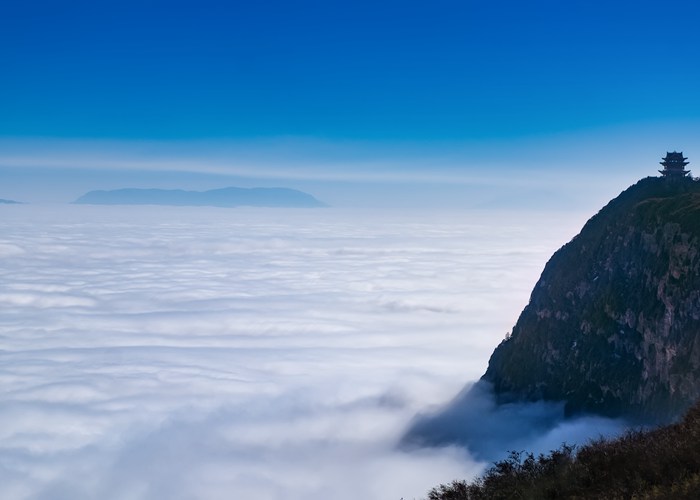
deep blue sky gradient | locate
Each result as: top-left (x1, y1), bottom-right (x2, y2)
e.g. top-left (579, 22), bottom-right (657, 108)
top-left (3, 0), bottom-right (700, 207)
top-left (3, 0), bottom-right (700, 140)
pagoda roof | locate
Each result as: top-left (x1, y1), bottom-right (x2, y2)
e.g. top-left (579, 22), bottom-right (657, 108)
top-left (660, 151), bottom-right (689, 168)
top-left (662, 151), bottom-right (688, 160)
top-left (659, 169), bottom-right (690, 175)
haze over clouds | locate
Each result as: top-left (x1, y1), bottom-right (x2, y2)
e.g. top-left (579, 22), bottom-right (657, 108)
top-left (1, 125), bottom-right (697, 208)
top-left (0, 204), bottom-right (591, 500)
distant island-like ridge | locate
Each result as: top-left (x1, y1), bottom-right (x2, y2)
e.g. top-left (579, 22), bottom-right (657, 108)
top-left (0, 198), bottom-right (21, 204)
top-left (73, 187), bottom-right (326, 208)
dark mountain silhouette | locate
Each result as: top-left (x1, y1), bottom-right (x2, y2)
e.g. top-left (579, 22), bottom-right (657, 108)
top-left (405, 176), bottom-right (700, 456)
top-left (73, 187), bottom-right (326, 208)
top-left (481, 176), bottom-right (700, 423)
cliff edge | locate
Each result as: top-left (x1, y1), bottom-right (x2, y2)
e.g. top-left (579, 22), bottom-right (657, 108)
top-left (484, 176), bottom-right (700, 423)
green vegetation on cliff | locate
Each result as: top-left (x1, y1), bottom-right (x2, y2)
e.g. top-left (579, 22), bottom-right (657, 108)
top-left (426, 398), bottom-right (700, 499)
top-left (484, 176), bottom-right (700, 422)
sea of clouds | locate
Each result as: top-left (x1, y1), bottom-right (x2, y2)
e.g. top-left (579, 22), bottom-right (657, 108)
top-left (0, 204), bottom-right (614, 499)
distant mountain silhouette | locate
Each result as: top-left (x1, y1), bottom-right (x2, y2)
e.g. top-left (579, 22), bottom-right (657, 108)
top-left (73, 187), bottom-right (327, 208)
top-left (0, 198), bottom-right (21, 204)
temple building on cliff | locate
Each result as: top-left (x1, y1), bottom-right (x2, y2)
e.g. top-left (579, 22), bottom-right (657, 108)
top-left (659, 151), bottom-right (690, 178)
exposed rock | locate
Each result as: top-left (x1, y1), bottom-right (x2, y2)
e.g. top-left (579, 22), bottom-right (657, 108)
top-left (483, 176), bottom-right (700, 423)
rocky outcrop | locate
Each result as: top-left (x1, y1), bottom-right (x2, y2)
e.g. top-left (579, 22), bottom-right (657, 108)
top-left (484, 176), bottom-right (700, 423)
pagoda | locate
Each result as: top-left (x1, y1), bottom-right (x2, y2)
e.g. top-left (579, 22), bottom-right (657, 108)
top-left (659, 151), bottom-right (690, 178)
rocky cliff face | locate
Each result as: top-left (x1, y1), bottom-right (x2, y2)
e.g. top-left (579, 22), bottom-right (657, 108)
top-left (484, 176), bottom-right (700, 423)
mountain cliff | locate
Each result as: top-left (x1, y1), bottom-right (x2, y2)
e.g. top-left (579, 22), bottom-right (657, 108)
top-left (73, 187), bottom-right (326, 208)
top-left (484, 176), bottom-right (700, 423)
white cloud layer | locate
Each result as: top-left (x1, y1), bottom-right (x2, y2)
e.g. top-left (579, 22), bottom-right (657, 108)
top-left (0, 205), bottom-right (593, 499)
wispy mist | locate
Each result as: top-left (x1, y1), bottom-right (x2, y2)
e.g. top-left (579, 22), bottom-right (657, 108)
top-left (402, 381), bottom-right (628, 462)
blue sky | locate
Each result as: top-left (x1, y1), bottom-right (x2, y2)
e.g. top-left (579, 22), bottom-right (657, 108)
top-left (2, 0), bottom-right (700, 204)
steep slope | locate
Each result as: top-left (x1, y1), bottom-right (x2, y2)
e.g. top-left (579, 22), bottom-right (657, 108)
top-left (484, 176), bottom-right (700, 422)
top-left (427, 399), bottom-right (700, 500)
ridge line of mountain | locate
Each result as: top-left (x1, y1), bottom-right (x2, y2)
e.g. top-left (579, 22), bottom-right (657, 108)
top-left (73, 186), bottom-right (327, 208)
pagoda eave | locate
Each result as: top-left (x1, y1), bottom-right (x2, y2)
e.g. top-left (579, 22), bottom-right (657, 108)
top-left (659, 169), bottom-right (690, 175)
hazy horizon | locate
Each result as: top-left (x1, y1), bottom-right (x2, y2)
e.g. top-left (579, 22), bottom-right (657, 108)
top-left (2, 125), bottom-right (698, 209)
